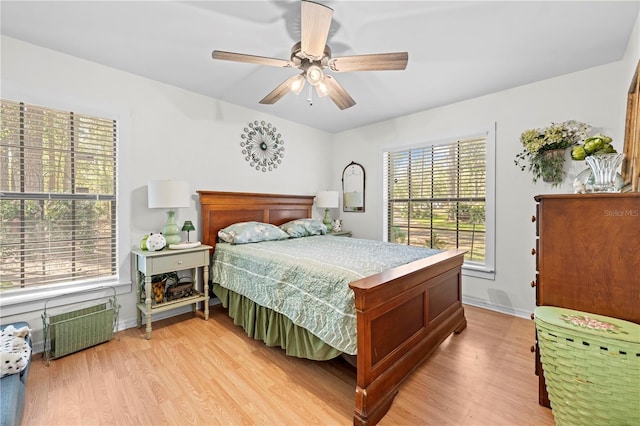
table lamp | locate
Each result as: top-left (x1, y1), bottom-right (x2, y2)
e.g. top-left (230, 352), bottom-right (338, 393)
top-left (182, 220), bottom-right (195, 242)
top-left (315, 190), bottom-right (339, 232)
top-left (148, 180), bottom-right (190, 245)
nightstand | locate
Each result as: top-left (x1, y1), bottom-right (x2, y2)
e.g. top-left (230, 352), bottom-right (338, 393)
top-left (132, 244), bottom-right (212, 339)
top-left (330, 230), bottom-right (352, 237)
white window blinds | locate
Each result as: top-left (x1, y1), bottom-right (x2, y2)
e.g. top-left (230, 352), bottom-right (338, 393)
top-left (0, 99), bottom-right (118, 289)
top-left (385, 136), bottom-right (487, 264)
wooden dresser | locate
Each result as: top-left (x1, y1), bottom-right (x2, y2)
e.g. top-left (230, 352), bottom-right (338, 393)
top-left (532, 193), bottom-right (640, 407)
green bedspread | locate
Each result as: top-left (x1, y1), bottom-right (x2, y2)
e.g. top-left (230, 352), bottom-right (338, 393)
top-left (211, 235), bottom-right (441, 355)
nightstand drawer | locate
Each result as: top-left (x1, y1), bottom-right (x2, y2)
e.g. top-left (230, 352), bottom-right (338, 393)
top-left (148, 251), bottom-right (206, 274)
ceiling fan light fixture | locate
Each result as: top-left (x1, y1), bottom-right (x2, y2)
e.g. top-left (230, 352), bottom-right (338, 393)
top-left (212, 1), bottom-right (407, 110)
top-left (288, 74), bottom-right (306, 95)
top-left (306, 64), bottom-right (324, 86)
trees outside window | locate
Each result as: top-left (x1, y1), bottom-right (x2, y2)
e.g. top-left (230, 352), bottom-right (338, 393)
top-left (384, 134), bottom-right (492, 270)
top-left (0, 99), bottom-right (117, 290)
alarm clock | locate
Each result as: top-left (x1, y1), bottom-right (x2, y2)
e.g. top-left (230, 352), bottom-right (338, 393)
top-left (146, 232), bottom-right (166, 252)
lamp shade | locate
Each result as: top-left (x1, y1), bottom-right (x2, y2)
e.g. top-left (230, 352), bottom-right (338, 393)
top-left (148, 180), bottom-right (191, 208)
top-left (181, 220), bottom-right (195, 232)
top-left (288, 74), bottom-right (306, 95)
top-left (306, 65), bottom-right (325, 86)
top-left (315, 190), bottom-right (339, 209)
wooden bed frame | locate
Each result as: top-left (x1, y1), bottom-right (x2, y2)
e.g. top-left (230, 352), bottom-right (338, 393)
top-left (198, 191), bottom-right (467, 425)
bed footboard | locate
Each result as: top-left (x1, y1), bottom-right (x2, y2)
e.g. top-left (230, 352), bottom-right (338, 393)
top-left (349, 249), bottom-right (466, 426)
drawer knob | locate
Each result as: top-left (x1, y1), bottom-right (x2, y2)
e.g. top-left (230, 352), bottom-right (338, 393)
top-left (530, 313), bottom-right (535, 320)
top-left (530, 281), bottom-right (536, 288)
top-left (530, 345), bottom-right (536, 353)
top-left (531, 215), bottom-right (536, 223)
top-left (178, 260), bottom-right (183, 265)
top-left (531, 248), bottom-right (536, 255)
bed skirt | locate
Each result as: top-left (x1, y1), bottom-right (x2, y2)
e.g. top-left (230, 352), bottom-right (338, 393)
top-left (212, 283), bottom-right (342, 361)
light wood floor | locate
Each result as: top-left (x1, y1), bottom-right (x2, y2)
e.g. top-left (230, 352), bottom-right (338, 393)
top-left (24, 304), bottom-right (554, 425)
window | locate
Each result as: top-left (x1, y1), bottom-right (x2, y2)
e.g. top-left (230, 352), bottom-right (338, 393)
top-left (0, 99), bottom-right (118, 290)
top-left (384, 128), bottom-right (495, 276)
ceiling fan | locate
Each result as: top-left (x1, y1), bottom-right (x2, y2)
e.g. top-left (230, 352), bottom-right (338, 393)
top-left (211, 0), bottom-right (408, 110)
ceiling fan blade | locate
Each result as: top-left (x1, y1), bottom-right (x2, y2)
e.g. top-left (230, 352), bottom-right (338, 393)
top-left (323, 75), bottom-right (355, 110)
top-left (259, 75), bottom-right (303, 105)
top-left (212, 50), bottom-right (292, 68)
top-left (301, 0), bottom-right (334, 59)
top-left (329, 52), bottom-right (409, 72)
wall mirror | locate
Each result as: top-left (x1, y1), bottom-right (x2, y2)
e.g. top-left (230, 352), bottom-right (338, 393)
top-left (342, 161), bottom-right (365, 212)
top-left (622, 60), bottom-right (639, 192)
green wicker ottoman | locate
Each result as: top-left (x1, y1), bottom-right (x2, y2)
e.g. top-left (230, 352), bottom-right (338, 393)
top-left (534, 306), bottom-right (640, 426)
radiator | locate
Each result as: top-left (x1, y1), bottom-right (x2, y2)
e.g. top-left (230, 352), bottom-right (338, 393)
top-left (42, 287), bottom-right (119, 365)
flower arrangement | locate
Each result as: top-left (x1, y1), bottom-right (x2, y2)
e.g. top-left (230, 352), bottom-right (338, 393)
top-left (515, 120), bottom-right (591, 186)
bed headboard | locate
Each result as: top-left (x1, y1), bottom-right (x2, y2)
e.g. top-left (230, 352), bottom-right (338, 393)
top-left (197, 191), bottom-right (315, 250)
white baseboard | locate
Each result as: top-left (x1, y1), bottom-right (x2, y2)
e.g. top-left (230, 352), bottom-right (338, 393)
top-left (462, 295), bottom-right (532, 320)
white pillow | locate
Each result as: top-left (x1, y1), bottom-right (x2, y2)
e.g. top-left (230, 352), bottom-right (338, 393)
top-left (0, 325), bottom-right (31, 378)
top-left (218, 221), bottom-right (290, 244)
top-left (279, 219), bottom-right (328, 237)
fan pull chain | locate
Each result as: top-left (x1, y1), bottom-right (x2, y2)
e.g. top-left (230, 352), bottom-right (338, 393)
top-left (307, 86), bottom-right (314, 107)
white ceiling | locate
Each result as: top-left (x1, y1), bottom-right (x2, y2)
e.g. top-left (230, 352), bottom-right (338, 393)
top-left (1, 1), bottom-right (638, 133)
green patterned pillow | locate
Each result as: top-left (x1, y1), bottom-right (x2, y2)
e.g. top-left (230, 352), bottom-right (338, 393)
top-left (280, 219), bottom-right (328, 238)
top-left (218, 221), bottom-right (290, 244)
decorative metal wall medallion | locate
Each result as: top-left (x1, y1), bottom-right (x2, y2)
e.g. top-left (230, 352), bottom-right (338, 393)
top-left (240, 120), bottom-right (285, 172)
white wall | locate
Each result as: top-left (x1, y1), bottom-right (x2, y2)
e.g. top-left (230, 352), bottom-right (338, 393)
top-left (0, 36), bottom-right (334, 345)
top-left (331, 12), bottom-right (639, 318)
top-left (622, 8), bottom-right (640, 91)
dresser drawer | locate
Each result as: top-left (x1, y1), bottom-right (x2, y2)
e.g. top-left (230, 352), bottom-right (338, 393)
top-left (146, 251), bottom-right (207, 275)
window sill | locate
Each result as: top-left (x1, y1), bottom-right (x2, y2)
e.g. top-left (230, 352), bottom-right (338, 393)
top-left (462, 265), bottom-right (495, 280)
top-left (0, 280), bottom-right (132, 317)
